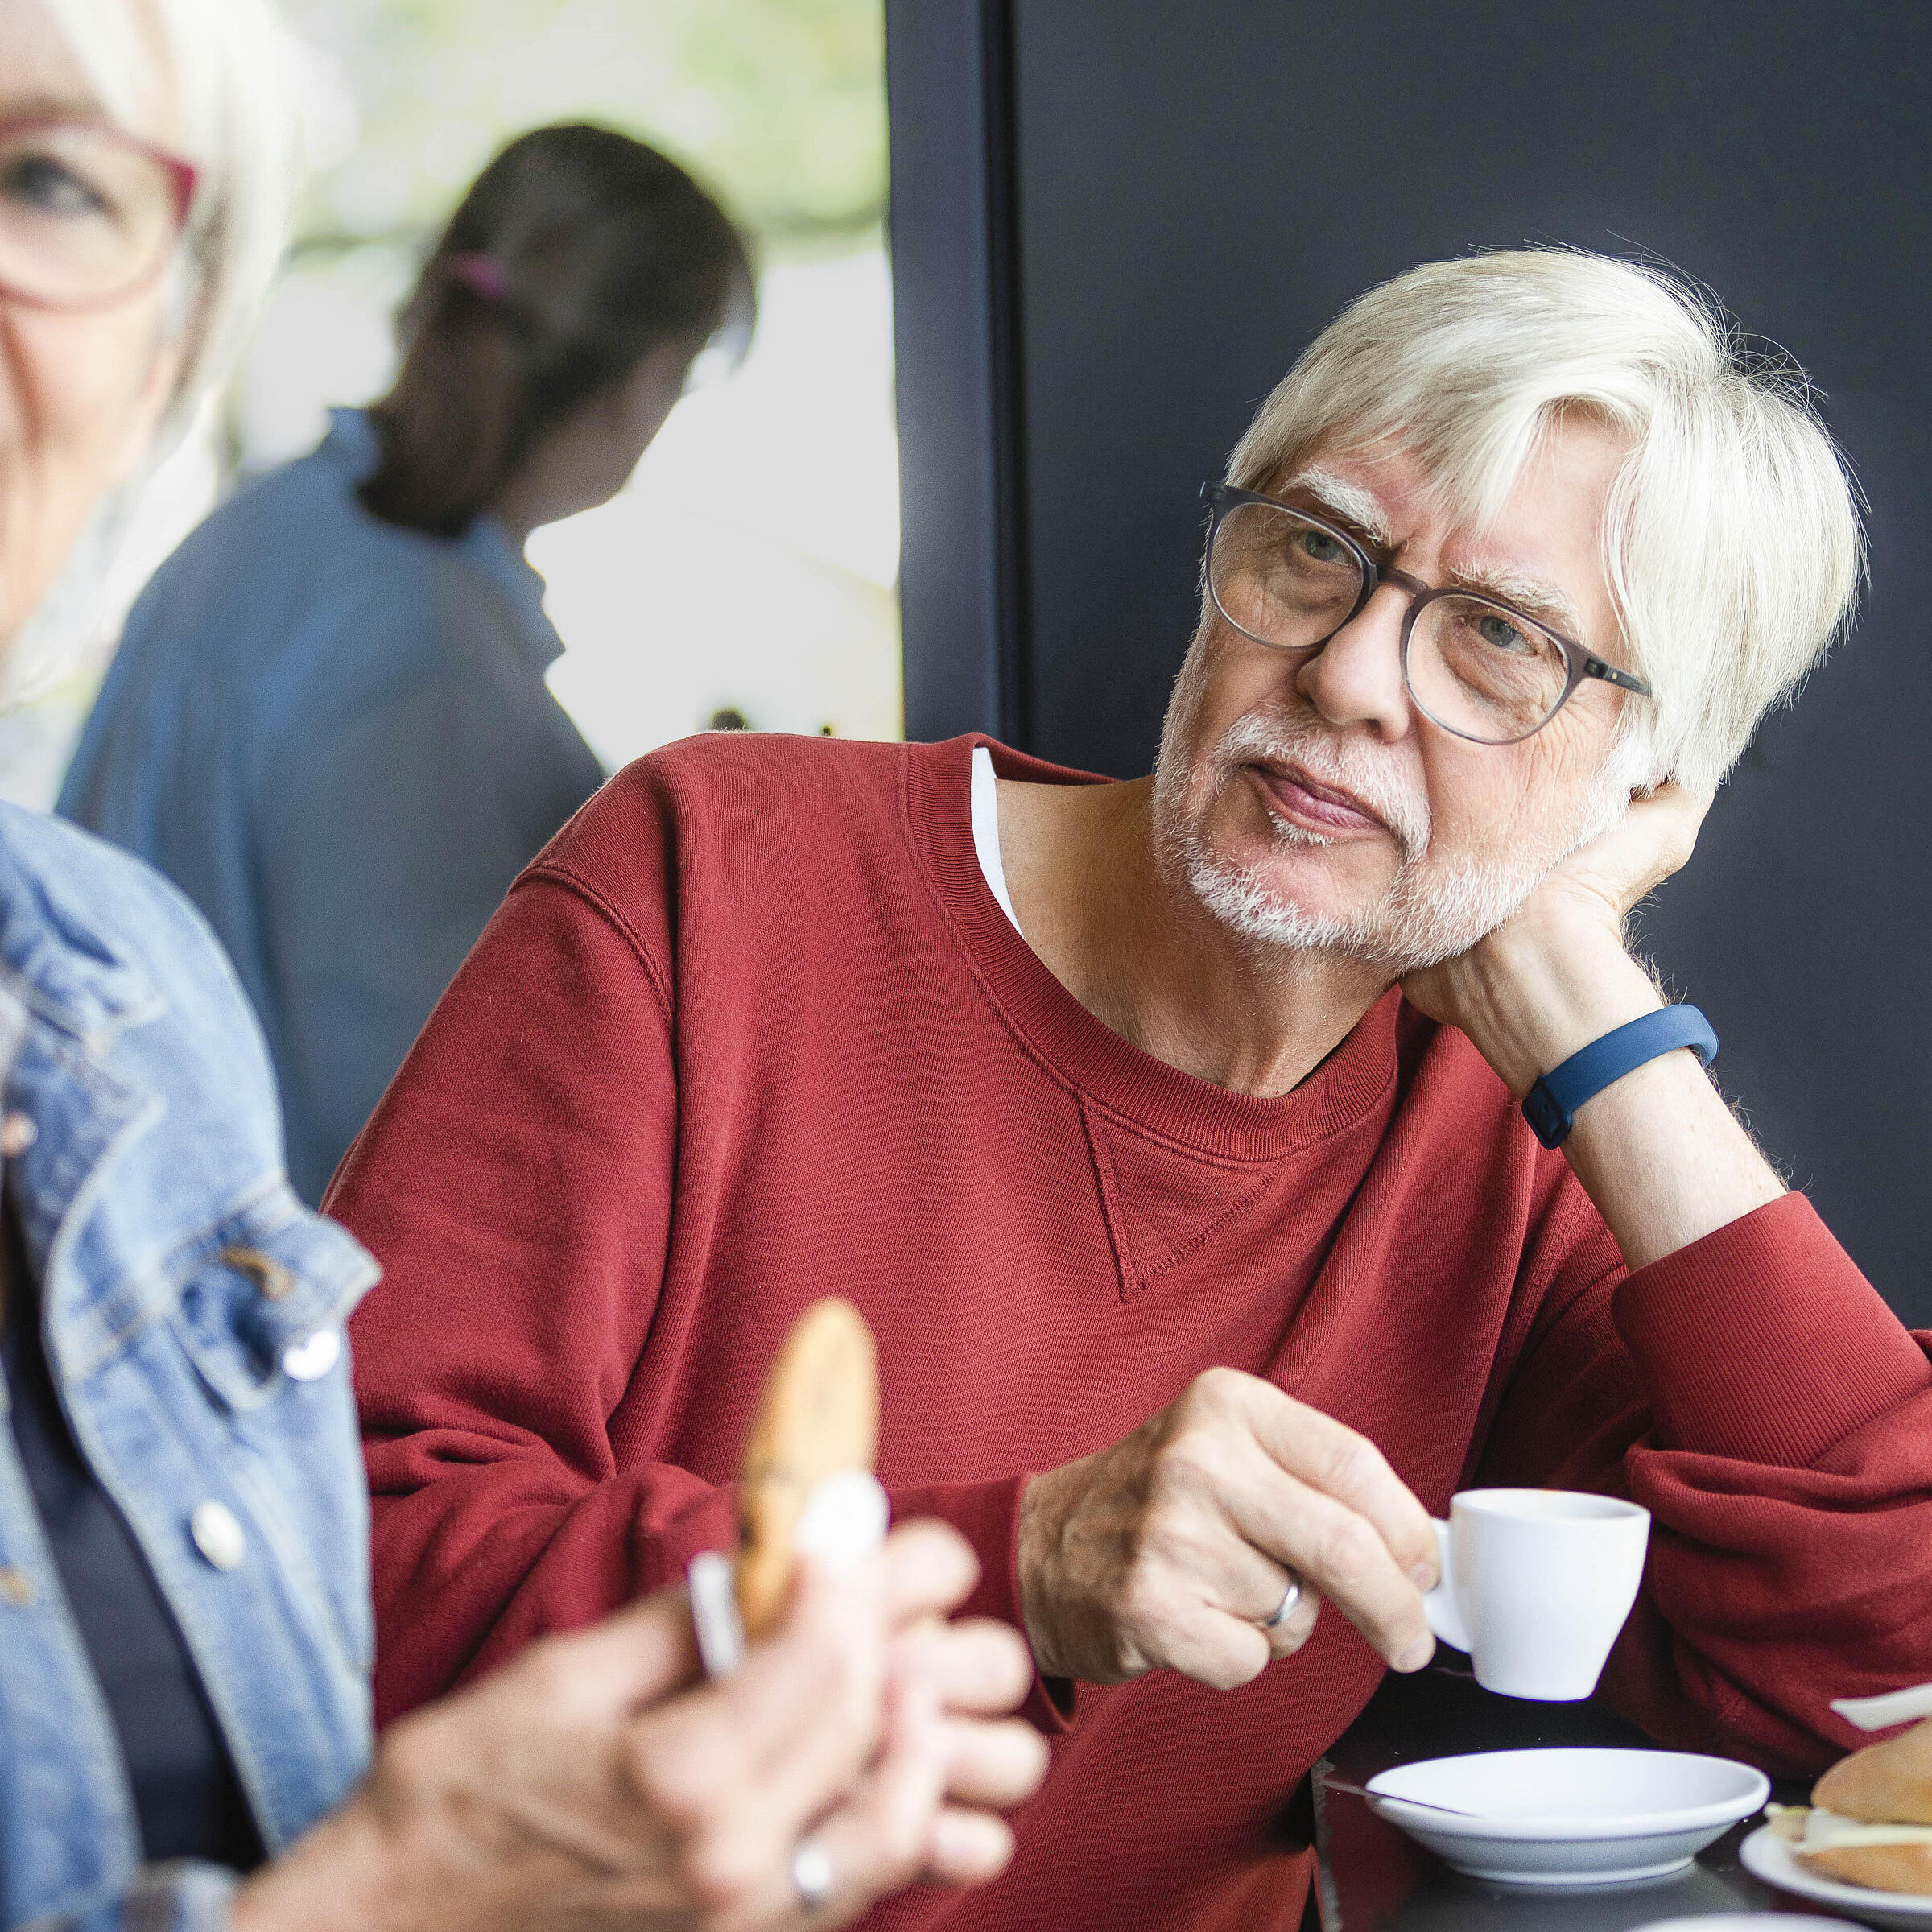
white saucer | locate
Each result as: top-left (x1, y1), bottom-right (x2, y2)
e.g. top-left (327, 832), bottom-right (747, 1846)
top-left (1739, 1821), bottom-right (1932, 1926)
top-left (1362, 1747), bottom-right (1770, 1885)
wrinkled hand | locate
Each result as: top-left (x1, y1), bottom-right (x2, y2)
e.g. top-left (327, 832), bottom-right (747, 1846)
top-left (1402, 780), bottom-right (1717, 1094)
top-left (1016, 1367), bottom-right (1438, 1691)
top-left (235, 1521), bottom-right (1047, 1932)
top-left (1537, 778), bottom-right (1715, 931)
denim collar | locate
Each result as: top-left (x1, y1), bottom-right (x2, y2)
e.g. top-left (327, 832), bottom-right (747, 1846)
top-left (0, 834), bottom-right (158, 1047)
top-left (0, 811), bottom-right (376, 1373)
top-left (320, 407), bottom-right (564, 671)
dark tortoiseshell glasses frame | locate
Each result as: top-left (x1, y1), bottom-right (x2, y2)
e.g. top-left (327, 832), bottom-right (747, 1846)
top-left (1201, 481), bottom-right (1653, 746)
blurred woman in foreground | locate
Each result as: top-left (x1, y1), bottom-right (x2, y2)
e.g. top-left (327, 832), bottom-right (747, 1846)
top-left (0, 2), bottom-right (1042, 1928)
top-left (62, 121), bottom-right (748, 1202)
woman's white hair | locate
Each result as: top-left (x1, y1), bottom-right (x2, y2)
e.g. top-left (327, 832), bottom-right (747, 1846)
top-left (1222, 249), bottom-right (1864, 795)
top-left (2, 0), bottom-right (299, 705)
top-left (38, 0), bottom-right (301, 439)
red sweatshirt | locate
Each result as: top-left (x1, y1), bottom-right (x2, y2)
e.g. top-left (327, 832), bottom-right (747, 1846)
top-left (336, 733), bottom-right (1932, 1932)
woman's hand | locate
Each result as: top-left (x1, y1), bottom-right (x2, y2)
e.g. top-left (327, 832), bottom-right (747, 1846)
top-left (233, 1520), bottom-right (1046, 1932)
top-left (1402, 781), bottom-right (1716, 1096)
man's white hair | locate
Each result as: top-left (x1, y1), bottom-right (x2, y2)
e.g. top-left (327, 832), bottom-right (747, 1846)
top-left (38, 0), bottom-right (301, 440)
top-left (1220, 249), bottom-right (1864, 795)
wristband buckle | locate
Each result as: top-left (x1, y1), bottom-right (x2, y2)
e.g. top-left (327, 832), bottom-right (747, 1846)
top-left (1522, 1005), bottom-right (1719, 1150)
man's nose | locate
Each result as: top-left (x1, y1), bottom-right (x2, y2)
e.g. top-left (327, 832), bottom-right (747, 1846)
top-left (1293, 583), bottom-right (1413, 740)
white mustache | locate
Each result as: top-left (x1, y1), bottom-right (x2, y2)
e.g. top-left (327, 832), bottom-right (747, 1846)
top-left (1211, 708), bottom-right (1431, 860)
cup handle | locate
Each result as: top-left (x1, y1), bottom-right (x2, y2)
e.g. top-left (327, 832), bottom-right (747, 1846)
top-left (1420, 1518), bottom-right (1471, 1653)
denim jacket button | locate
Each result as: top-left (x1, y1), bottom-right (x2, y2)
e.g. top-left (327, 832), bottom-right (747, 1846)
top-left (190, 1501), bottom-right (247, 1571)
top-left (0, 1113), bottom-right (35, 1158)
top-left (0, 1566), bottom-right (31, 1606)
top-left (281, 1327), bottom-right (342, 1383)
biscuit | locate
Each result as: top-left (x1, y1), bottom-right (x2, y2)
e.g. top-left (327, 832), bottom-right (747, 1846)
top-left (734, 1297), bottom-right (880, 1637)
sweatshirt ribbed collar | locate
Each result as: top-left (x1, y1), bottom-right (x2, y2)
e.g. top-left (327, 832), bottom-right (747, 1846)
top-left (904, 735), bottom-right (1400, 1164)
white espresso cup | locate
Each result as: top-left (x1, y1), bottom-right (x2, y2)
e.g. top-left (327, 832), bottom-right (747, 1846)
top-left (1422, 1488), bottom-right (1650, 1701)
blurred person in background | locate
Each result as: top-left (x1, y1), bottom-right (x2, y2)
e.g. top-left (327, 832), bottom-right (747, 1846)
top-left (0, 3), bottom-right (1042, 1929)
top-left (59, 122), bottom-right (753, 1203)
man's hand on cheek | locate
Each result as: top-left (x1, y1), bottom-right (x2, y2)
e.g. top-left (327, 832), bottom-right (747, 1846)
top-left (1015, 1368), bottom-right (1439, 1690)
top-left (1401, 778), bottom-right (1718, 1097)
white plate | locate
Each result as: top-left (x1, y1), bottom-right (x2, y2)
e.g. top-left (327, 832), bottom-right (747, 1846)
top-left (1739, 1821), bottom-right (1932, 1926)
top-left (1629, 1918), bottom-right (1868, 1930)
top-left (1362, 1747), bottom-right (1770, 1885)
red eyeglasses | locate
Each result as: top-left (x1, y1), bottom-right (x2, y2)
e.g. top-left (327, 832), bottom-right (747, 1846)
top-left (0, 117), bottom-right (198, 311)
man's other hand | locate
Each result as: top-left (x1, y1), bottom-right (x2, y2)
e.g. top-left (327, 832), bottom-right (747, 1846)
top-left (1402, 779), bottom-right (1716, 1099)
top-left (1016, 1367), bottom-right (1439, 1689)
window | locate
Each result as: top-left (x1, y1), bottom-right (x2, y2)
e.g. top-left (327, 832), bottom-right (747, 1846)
top-left (4, 0), bottom-right (899, 804)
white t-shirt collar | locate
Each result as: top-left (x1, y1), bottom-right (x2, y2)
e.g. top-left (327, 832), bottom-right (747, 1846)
top-left (970, 745), bottom-right (1022, 935)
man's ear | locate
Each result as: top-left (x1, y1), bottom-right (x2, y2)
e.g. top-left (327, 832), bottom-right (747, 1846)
top-left (1627, 756), bottom-right (1680, 807)
top-left (107, 334), bottom-right (188, 489)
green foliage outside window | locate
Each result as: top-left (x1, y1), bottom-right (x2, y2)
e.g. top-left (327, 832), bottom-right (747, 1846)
top-left (286, 0), bottom-right (887, 251)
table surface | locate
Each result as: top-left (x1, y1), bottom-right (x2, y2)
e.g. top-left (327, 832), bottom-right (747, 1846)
top-left (1313, 1662), bottom-right (1832, 1930)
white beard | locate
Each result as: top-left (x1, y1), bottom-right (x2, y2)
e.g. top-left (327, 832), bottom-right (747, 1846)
top-left (1153, 696), bottom-right (1633, 975)
top-left (1180, 829), bottom-right (1545, 970)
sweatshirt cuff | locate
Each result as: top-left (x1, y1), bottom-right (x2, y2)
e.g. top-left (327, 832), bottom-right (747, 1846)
top-left (890, 1472), bottom-right (1076, 1734)
top-left (1612, 1191), bottom-right (1931, 1467)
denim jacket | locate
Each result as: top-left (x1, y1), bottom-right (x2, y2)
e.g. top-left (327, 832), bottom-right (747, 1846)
top-left (0, 804), bottom-right (378, 1932)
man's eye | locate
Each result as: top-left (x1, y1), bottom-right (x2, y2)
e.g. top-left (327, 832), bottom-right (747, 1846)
top-left (1476, 612), bottom-right (1532, 654)
top-left (0, 154), bottom-right (109, 217)
top-left (1296, 528), bottom-right (1344, 564)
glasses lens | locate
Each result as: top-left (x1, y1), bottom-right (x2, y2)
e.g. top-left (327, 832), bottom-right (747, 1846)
top-left (1409, 594), bottom-right (1571, 743)
top-left (1208, 502), bottom-right (1364, 651)
top-left (0, 122), bottom-right (181, 306)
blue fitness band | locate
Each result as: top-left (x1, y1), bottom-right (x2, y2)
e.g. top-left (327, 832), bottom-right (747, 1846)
top-left (1522, 1005), bottom-right (1719, 1150)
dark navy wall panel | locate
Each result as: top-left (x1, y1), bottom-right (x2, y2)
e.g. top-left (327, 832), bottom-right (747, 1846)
top-left (890, 1), bottom-right (1932, 1319)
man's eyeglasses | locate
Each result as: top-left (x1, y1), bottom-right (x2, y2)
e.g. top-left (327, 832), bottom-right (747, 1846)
top-left (1201, 482), bottom-right (1653, 747)
top-left (0, 118), bottom-right (197, 312)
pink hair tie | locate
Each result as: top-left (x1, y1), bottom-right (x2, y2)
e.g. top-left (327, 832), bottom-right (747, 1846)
top-left (444, 251), bottom-right (507, 303)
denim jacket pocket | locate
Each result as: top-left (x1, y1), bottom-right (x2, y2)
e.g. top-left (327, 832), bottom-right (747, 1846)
top-left (157, 1189), bottom-right (380, 1681)
top-left (167, 1189), bottom-right (377, 1417)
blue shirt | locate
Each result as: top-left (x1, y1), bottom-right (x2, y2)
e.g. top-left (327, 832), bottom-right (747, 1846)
top-left (59, 411), bottom-right (608, 1203)
top-left (0, 803), bottom-right (377, 1932)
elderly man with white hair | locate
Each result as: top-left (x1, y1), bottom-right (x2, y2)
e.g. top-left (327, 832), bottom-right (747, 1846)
top-left (0, 3), bottom-right (1049, 1930)
top-left (337, 243), bottom-right (1932, 1930)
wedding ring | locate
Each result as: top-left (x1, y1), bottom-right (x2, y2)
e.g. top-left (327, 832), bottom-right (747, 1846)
top-left (791, 1836), bottom-right (834, 1913)
top-left (1261, 1575), bottom-right (1302, 1629)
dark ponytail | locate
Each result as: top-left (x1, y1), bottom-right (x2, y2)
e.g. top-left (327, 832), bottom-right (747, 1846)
top-left (358, 123), bottom-right (753, 539)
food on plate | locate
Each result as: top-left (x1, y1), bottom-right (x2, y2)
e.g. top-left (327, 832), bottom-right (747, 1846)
top-left (733, 1297), bottom-right (880, 1636)
top-left (1769, 1714), bottom-right (1932, 1893)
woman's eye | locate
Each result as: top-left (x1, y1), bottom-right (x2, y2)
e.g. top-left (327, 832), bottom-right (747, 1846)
top-left (0, 154), bottom-right (109, 217)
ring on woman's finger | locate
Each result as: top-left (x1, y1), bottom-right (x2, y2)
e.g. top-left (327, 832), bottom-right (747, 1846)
top-left (1261, 1575), bottom-right (1302, 1629)
top-left (791, 1835), bottom-right (834, 1913)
